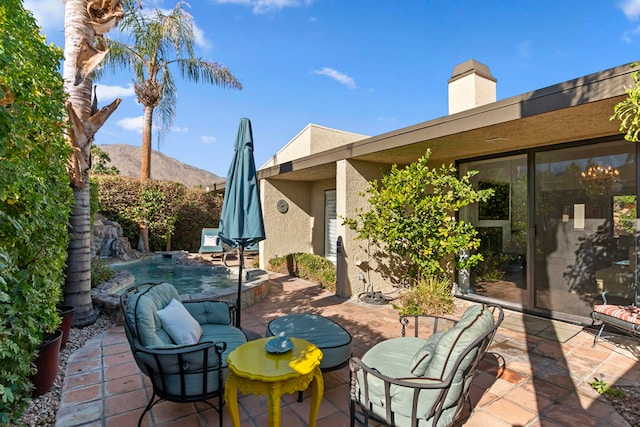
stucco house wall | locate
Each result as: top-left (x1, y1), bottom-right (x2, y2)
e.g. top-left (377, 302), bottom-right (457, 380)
top-left (261, 179), bottom-right (312, 264)
top-left (336, 159), bottom-right (386, 298)
top-left (257, 59), bottom-right (637, 319)
top-left (261, 123), bottom-right (368, 169)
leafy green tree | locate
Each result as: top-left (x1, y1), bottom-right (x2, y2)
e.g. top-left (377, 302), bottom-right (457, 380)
top-left (0, 0), bottom-right (73, 420)
top-left (96, 0), bottom-right (242, 252)
top-left (612, 63), bottom-right (640, 141)
top-left (344, 150), bottom-right (493, 283)
top-left (91, 145), bottom-right (120, 175)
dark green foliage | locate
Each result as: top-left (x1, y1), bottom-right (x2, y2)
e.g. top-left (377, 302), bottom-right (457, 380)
top-left (91, 145), bottom-right (119, 175)
top-left (0, 1), bottom-right (72, 421)
top-left (344, 150), bottom-right (493, 281)
top-left (478, 181), bottom-right (509, 220)
top-left (94, 175), bottom-right (222, 252)
top-left (344, 150), bottom-right (493, 315)
top-left (268, 253), bottom-right (336, 293)
top-left (612, 63), bottom-right (640, 142)
top-left (91, 257), bottom-right (116, 288)
top-left (89, 178), bottom-right (100, 226)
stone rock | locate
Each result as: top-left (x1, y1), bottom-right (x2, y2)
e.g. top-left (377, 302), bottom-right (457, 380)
top-left (91, 271), bottom-right (134, 324)
top-left (91, 213), bottom-right (141, 261)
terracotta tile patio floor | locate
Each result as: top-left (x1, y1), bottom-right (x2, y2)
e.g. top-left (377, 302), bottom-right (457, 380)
top-left (55, 273), bottom-right (640, 426)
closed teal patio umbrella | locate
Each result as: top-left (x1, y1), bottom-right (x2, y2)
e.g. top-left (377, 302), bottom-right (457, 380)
top-left (218, 118), bottom-right (265, 328)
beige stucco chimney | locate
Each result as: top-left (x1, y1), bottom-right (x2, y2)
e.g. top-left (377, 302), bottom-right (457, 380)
top-left (448, 59), bottom-right (497, 115)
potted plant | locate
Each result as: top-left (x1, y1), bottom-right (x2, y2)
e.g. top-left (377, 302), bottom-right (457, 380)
top-left (28, 329), bottom-right (63, 397)
top-left (57, 304), bottom-right (76, 349)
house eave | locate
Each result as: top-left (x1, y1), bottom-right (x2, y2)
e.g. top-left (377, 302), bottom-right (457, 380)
top-left (259, 62), bottom-right (635, 182)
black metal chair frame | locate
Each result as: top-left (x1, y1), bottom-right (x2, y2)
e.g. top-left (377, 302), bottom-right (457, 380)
top-left (120, 282), bottom-right (234, 427)
top-left (349, 304), bottom-right (504, 427)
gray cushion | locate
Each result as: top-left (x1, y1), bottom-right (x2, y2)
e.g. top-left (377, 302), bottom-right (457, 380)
top-left (124, 282), bottom-right (179, 347)
top-left (424, 305), bottom-right (494, 381)
top-left (201, 324), bottom-right (248, 364)
top-left (355, 304), bottom-right (495, 425)
top-left (124, 283), bottom-right (245, 351)
top-left (410, 331), bottom-right (446, 376)
top-left (266, 313), bottom-right (352, 370)
top-left (185, 300), bottom-right (232, 325)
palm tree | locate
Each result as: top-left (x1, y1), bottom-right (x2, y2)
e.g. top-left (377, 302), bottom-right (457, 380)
top-left (63, 0), bottom-right (123, 326)
top-left (97, 0), bottom-right (242, 252)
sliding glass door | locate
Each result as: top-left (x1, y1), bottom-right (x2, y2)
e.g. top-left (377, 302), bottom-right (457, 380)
top-left (459, 155), bottom-right (528, 306)
top-left (534, 142), bottom-right (636, 318)
top-left (459, 140), bottom-right (637, 320)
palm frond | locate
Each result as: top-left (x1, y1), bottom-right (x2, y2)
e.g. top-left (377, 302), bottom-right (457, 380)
top-left (176, 58), bottom-right (243, 89)
top-left (94, 0), bottom-right (241, 151)
top-left (155, 68), bottom-right (176, 145)
top-left (161, 2), bottom-right (196, 59)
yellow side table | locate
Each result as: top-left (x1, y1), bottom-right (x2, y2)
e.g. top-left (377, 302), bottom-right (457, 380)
top-left (225, 337), bottom-right (324, 427)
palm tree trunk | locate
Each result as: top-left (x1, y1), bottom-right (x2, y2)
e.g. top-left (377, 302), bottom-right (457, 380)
top-left (138, 105), bottom-right (154, 252)
top-left (141, 105), bottom-right (153, 180)
top-left (66, 184), bottom-right (97, 326)
top-left (63, 0), bottom-right (97, 326)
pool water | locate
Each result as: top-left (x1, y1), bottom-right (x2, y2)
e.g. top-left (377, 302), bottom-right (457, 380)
top-left (111, 255), bottom-right (236, 295)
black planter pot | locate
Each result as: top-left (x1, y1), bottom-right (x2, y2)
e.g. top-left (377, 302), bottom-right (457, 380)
top-left (57, 305), bottom-right (76, 349)
top-left (29, 329), bottom-right (62, 397)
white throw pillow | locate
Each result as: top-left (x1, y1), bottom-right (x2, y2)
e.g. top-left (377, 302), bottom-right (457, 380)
top-left (156, 298), bottom-right (203, 345)
top-left (203, 235), bottom-right (219, 246)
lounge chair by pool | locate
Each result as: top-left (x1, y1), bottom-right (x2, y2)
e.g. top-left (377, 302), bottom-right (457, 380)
top-left (198, 228), bottom-right (223, 257)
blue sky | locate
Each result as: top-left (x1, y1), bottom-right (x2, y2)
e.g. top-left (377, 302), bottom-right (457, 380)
top-left (23, 0), bottom-right (640, 177)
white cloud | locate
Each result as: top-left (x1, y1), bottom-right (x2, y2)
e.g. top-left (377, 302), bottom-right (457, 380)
top-left (620, 0), bottom-right (640, 20)
top-left (24, 0), bottom-right (64, 32)
top-left (118, 116), bottom-right (144, 133)
top-left (193, 25), bottom-right (213, 50)
top-left (313, 67), bottom-right (356, 89)
top-left (211, 0), bottom-right (312, 15)
top-left (172, 126), bottom-right (189, 133)
top-left (201, 135), bottom-right (217, 144)
top-left (96, 84), bottom-right (136, 100)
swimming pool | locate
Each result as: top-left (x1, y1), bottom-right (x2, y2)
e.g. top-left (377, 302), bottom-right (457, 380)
top-left (111, 254), bottom-right (236, 295)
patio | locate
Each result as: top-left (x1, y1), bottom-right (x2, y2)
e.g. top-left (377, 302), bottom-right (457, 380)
top-left (55, 273), bottom-right (640, 426)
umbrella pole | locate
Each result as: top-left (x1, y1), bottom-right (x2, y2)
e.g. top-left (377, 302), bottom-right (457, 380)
top-left (236, 245), bottom-right (244, 328)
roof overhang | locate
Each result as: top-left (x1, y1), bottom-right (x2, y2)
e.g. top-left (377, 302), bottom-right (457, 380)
top-left (259, 62), bottom-right (635, 182)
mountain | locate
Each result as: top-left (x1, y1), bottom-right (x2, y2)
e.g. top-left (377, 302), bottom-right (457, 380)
top-left (97, 144), bottom-right (224, 188)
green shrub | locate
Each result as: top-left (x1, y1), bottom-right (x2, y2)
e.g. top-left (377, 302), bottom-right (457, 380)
top-left (89, 178), bottom-right (100, 226)
top-left (344, 150), bottom-right (492, 284)
top-left (91, 257), bottom-right (116, 288)
top-left (395, 276), bottom-right (454, 316)
top-left (0, 1), bottom-right (73, 421)
top-left (94, 175), bottom-right (222, 252)
top-left (268, 253), bottom-right (336, 293)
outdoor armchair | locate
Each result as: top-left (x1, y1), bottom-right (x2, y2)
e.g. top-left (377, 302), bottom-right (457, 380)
top-left (120, 282), bottom-right (248, 426)
top-left (198, 228), bottom-right (224, 257)
top-left (349, 303), bottom-right (503, 427)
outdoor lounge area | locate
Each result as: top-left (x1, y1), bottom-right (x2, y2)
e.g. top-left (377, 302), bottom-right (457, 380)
top-left (54, 273), bottom-right (640, 426)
